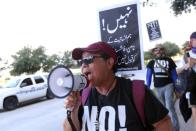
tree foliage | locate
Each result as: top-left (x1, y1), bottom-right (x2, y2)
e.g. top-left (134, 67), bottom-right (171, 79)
top-left (143, 0), bottom-right (196, 16)
top-left (61, 51), bottom-right (74, 68)
top-left (144, 51), bottom-right (153, 60)
top-left (144, 41), bottom-right (181, 60)
top-left (163, 41), bottom-right (180, 56)
top-left (10, 46), bottom-right (47, 75)
top-left (0, 57), bottom-right (9, 73)
top-left (10, 46), bottom-right (74, 75)
top-left (171, 0), bottom-right (196, 15)
top-left (42, 54), bottom-right (61, 72)
top-left (182, 41), bottom-right (190, 49)
top-left (0, 57), bottom-right (4, 72)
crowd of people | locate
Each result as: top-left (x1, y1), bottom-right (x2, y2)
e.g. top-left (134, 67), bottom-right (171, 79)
top-left (62, 31), bottom-right (196, 131)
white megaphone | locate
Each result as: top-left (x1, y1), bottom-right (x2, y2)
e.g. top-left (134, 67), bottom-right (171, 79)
top-left (48, 65), bottom-right (88, 98)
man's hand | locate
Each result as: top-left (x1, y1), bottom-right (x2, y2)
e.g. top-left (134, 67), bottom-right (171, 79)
top-left (64, 91), bottom-right (81, 112)
top-left (64, 91), bottom-right (81, 131)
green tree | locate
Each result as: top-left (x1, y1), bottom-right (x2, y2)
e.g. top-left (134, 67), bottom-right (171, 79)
top-left (0, 57), bottom-right (6, 72)
top-left (0, 57), bottom-right (9, 73)
top-left (10, 46), bottom-right (78, 75)
top-left (163, 41), bottom-right (180, 56)
top-left (10, 46), bottom-right (48, 75)
top-left (0, 57), bottom-right (4, 71)
top-left (182, 41), bottom-right (190, 49)
top-left (61, 51), bottom-right (74, 68)
top-left (171, 0), bottom-right (196, 15)
top-left (31, 46), bottom-right (47, 72)
top-left (42, 54), bottom-right (61, 72)
top-left (143, 0), bottom-right (196, 15)
top-left (11, 46), bottom-right (32, 75)
top-left (144, 41), bottom-right (181, 61)
top-left (144, 51), bottom-right (153, 60)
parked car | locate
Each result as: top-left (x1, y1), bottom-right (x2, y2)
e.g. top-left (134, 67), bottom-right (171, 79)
top-left (0, 73), bottom-right (54, 110)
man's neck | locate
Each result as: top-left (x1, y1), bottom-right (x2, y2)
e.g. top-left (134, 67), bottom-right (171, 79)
top-left (95, 75), bottom-right (116, 95)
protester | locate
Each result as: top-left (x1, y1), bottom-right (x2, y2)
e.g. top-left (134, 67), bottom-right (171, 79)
top-left (64, 41), bottom-right (173, 131)
top-left (175, 53), bottom-right (189, 97)
top-left (146, 44), bottom-right (179, 131)
top-left (176, 48), bottom-right (192, 123)
top-left (176, 54), bottom-right (189, 74)
top-left (184, 31), bottom-right (196, 130)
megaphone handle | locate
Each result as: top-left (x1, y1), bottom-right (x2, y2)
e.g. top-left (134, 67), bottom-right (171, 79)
top-left (67, 110), bottom-right (77, 131)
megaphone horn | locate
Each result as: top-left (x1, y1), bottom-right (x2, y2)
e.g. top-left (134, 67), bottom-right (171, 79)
top-left (48, 65), bottom-right (88, 98)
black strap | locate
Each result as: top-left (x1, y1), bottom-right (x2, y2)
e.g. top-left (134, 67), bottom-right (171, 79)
top-left (132, 80), bottom-right (146, 127)
top-left (67, 110), bottom-right (77, 131)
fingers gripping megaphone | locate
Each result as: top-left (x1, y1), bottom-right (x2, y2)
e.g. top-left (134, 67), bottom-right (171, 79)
top-left (48, 65), bottom-right (88, 98)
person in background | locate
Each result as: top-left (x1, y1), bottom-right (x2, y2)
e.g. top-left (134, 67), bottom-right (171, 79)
top-left (175, 51), bottom-right (189, 97)
top-left (63, 41), bottom-right (173, 131)
top-left (184, 31), bottom-right (196, 130)
top-left (146, 44), bottom-right (179, 131)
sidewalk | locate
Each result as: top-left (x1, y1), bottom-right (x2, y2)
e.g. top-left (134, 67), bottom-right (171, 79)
top-left (175, 99), bottom-right (194, 131)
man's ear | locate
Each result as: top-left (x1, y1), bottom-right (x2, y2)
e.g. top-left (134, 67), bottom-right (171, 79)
top-left (107, 57), bottom-right (115, 69)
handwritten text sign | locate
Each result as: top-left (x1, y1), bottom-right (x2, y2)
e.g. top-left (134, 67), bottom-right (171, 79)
top-left (146, 20), bottom-right (162, 41)
top-left (99, 4), bottom-right (142, 71)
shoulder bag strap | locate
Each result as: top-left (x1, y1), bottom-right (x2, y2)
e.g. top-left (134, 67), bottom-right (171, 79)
top-left (132, 80), bottom-right (146, 127)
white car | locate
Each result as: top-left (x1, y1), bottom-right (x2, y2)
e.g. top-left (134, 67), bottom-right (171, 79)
top-left (0, 74), bottom-right (54, 110)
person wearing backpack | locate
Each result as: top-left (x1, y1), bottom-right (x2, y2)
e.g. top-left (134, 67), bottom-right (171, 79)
top-left (183, 31), bottom-right (196, 130)
top-left (146, 44), bottom-right (179, 131)
top-left (64, 41), bottom-right (173, 131)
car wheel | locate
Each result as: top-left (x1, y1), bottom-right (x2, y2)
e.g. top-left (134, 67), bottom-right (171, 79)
top-left (46, 89), bottom-right (54, 99)
top-left (3, 97), bottom-right (18, 110)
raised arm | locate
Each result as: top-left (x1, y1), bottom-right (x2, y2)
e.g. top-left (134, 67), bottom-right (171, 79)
top-left (64, 91), bottom-right (82, 131)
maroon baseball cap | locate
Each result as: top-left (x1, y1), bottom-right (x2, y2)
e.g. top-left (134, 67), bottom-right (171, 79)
top-left (72, 41), bottom-right (117, 63)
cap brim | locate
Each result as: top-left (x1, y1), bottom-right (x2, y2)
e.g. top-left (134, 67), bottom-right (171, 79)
top-left (72, 48), bottom-right (99, 60)
top-left (72, 48), bottom-right (83, 60)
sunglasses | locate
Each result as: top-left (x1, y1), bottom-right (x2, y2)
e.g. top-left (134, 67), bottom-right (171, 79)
top-left (81, 55), bottom-right (103, 65)
top-left (153, 48), bottom-right (163, 52)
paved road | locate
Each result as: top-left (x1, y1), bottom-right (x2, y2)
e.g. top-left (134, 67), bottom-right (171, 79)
top-left (0, 98), bottom-right (65, 131)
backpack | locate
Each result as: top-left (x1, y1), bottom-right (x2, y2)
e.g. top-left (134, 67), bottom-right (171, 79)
top-left (81, 80), bottom-right (146, 127)
top-left (187, 68), bottom-right (196, 92)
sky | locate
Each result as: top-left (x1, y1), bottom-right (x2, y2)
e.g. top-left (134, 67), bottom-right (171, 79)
top-left (0, 0), bottom-right (196, 63)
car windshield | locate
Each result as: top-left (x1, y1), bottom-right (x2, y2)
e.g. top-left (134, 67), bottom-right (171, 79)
top-left (4, 78), bottom-right (20, 88)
